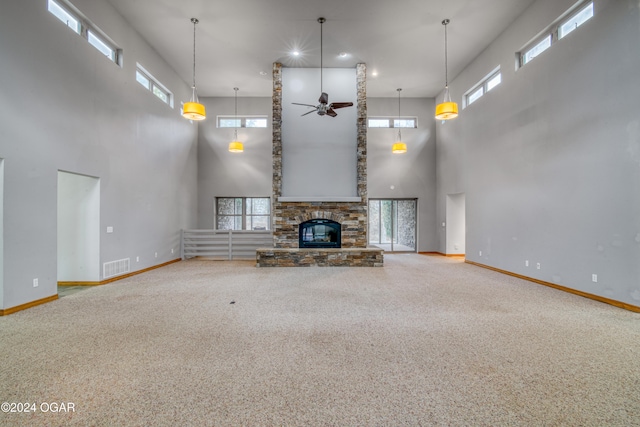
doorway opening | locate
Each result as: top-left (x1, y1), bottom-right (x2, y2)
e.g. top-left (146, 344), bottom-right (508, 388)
top-left (57, 171), bottom-right (100, 294)
top-left (445, 193), bottom-right (466, 256)
top-left (368, 199), bottom-right (417, 252)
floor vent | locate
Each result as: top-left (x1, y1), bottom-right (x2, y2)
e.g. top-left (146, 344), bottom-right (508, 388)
top-left (103, 258), bottom-right (130, 279)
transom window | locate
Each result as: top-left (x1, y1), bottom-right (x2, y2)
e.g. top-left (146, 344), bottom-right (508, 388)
top-left (136, 65), bottom-right (173, 107)
top-left (522, 35), bottom-right (552, 66)
top-left (464, 68), bottom-right (501, 108)
top-left (467, 87), bottom-right (484, 106)
top-left (518, 1), bottom-right (594, 68)
top-left (368, 117), bottom-right (418, 128)
top-left (48, 0), bottom-right (80, 34)
top-left (486, 73), bottom-right (502, 91)
top-left (216, 197), bottom-right (271, 230)
top-left (47, 0), bottom-right (121, 65)
top-left (217, 116), bottom-right (268, 128)
top-left (559, 2), bottom-right (594, 39)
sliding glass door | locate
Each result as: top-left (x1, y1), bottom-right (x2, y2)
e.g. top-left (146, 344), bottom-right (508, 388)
top-left (368, 199), bottom-right (417, 252)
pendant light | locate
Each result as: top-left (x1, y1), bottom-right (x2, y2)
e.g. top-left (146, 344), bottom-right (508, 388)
top-left (183, 18), bottom-right (206, 121)
top-left (435, 19), bottom-right (458, 120)
top-left (392, 88), bottom-right (407, 154)
top-left (228, 87), bottom-right (244, 153)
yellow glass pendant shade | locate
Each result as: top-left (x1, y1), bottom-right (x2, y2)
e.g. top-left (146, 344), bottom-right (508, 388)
top-left (435, 101), bottom-right (458, 120)
top-left (392, 142), bottom-right (407, 154)
top-left (228, 141), bottom-right (244, 153)
top-left (182, 102), bottom-right (206, 121)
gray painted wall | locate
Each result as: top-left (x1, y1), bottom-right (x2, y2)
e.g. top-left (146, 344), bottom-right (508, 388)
top-left (436, 0), bottom-right (640, 306)
top-left (197, 95), bottom-right (438, 251)
top-left (282, 68), bottom-right (358, 198)
top-left (197, 96), bottom-right (273, 228)
top-left (367, 97), bottom-right (438, 252)
top-left (0, 0), bottom-right (198, 309)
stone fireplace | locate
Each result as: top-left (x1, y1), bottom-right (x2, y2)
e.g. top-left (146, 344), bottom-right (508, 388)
top-left (255, 62), bottom-right (383, 267)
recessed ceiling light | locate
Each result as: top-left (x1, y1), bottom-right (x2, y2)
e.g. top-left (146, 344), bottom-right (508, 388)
top-left (259, 71), bottom-right (267, 76)
top-left (371, 70), bottom-right (378, 77)
top-left (339, 52), bottom-right (348, 58)
top-left (292, 51), bottom-right (300, 56)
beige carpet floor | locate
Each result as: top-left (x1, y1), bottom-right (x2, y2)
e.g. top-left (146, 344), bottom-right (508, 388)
top-left (1, 254), bottom-right (639, 426)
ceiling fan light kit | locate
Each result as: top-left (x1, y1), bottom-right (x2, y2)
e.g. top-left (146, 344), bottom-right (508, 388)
top-left (291, 18), bottom-right (354, 118)
top-left (183, 18), bottom-right (206, 121)
top-left (435, 19), bottom-right (459, 121)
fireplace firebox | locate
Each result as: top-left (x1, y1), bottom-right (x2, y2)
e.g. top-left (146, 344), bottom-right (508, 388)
top-left (299, 219), bottom-right (341, 248)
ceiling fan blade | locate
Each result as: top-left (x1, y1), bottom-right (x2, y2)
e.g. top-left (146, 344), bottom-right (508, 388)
top-left (319, 92), bottom-right (329, 104)
top-left (301, 109), bottom-right (317, 117)
top-left (329, 102), bottom-right (353, 109)
top-left (292, 102), bottom-right (317, 108)
top-left (326, 109), bottom-right (338, 117)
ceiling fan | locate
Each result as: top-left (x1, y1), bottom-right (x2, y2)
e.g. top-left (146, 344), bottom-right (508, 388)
top-left (292, 17), bottom-right (354, 118)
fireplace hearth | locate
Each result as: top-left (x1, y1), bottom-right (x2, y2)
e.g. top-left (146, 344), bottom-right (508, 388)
top-left (299, 219), bottom-right (341, 248)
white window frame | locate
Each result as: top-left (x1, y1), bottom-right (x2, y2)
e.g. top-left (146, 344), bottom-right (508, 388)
top-left (486, 72), bottom-right (502, 92)
top-left (517, 1), bottom-right (594, 69)
top-left (521, 35), bottom-right (552, 66)
top-left (367, 117), bottom-right (418, 128)
top-left (215, 197), bottom-right (271, 231)
top-left (463, 67), bottom-right (501, 109)
top-left (47, 0), bottom-right (122, 66)
top-left (136, 64), bottom-right (173, 107)
top-left (47, 0), bottom-right (80, 34)
top-left (558, 1), bottom-right (594, 40)
top-left (216, 116), bottom-right (269, 128)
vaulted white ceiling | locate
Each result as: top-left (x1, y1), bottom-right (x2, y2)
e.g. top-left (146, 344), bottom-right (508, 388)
top-left (106, 0), bottom-right (537, 98)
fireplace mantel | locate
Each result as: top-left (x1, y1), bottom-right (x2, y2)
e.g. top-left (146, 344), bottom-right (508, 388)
top-left (278, 196), bottom-right (362, 203)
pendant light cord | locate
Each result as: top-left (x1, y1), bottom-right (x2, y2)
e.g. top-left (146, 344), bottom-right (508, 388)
top-left (234, 88), bottom-right (239, 140)
top-left (192, 19), bottom-right (197, 89)
top-left (397, 88), bottom-right (402, 141)
top-left (443, 19), bottom-right (449, 88)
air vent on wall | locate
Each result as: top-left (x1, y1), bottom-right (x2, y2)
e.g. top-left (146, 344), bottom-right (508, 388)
top-left (103, 258), bottom-right (130, 279)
